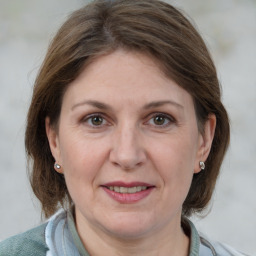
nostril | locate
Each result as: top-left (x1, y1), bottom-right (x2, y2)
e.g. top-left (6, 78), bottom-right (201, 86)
top-left (109, 133), bottom-right (147, 170)
top-left (111, 159), bottom-right (143, 171)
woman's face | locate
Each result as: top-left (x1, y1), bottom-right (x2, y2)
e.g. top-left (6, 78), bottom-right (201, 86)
top-left (47, 50), bottom-right (214, 239)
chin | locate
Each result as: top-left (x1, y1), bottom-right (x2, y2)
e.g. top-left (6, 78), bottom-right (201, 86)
top-left (100, 212), bottom-right (157, 239)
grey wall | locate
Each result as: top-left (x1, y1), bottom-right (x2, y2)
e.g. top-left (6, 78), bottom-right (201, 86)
top-left (0, 0), bottom-right (255, 254)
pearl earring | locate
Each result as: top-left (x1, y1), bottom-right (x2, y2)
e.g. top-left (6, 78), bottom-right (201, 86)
top-left (199, 161), bottom-right (205, 170)
top-left (54, 163), bottom-right (61, 170)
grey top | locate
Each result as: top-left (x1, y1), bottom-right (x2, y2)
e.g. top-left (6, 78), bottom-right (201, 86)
top-left (0, 210), bottom-right (250, 256)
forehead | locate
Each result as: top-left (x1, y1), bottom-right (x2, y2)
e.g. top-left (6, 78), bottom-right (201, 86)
top-left (62, 50), bottom-right (194, 111)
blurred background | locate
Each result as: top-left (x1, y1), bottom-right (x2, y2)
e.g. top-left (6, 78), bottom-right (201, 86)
top-left (0, 0), bottom-right (255, 254)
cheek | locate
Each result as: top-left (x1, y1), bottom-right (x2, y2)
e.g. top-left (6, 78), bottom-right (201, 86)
top-left (150, 134), bottom-right (197, 190)
top-left (58, 134), bottom-right (108, 192)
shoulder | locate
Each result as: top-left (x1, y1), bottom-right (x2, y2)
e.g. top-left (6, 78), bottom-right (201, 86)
top-left (0, 223), bottom-right (48, 256)
top-left (200, 234), bottom-right (250, 256)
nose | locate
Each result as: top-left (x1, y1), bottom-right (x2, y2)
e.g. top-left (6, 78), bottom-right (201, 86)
top-left (109, 124), bottom-right (147, 170)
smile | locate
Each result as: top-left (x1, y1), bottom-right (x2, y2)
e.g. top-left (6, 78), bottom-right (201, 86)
top-left (102, 182), bottom-right (155, 203)
top-left (107, 186), bottom-right (148, 194)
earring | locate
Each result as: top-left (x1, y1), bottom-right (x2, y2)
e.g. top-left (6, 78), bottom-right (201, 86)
top-left (199, 161), bottom-right (205, 170)
top-left (54, 163), bottom-right (61, 170)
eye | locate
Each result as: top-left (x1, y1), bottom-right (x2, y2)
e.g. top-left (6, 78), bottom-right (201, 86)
top-left (83, 114), bottom-right (107, 127)
top-left (90, 116), bottom-right (104, 126)
top-left (153, 115), bottom-right (167, 125)
top-left (147, 113), bottom-right (174, 128)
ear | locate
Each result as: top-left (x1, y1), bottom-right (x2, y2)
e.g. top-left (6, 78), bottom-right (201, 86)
top-left (194, 114), bottom-right (216, 173)
top-left (45, 117), bottom-right (63, 174)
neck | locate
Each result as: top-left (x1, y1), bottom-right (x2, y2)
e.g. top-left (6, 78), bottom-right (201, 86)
top-left (75, 212), bottom-right (190, 256)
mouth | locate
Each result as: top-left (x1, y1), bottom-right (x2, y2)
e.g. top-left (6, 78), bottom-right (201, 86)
top-left (105, 185), bottom-right (149, 194)
top-left (101, 182), bottom-right (155, 203)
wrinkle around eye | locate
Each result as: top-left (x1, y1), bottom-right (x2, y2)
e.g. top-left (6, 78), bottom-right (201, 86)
top-left (81, 113), bottom-right (111, 129)
top-left (144, 113), bottom-right (176, 129)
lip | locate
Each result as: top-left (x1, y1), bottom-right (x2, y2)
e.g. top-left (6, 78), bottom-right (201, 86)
top-left (103, 181), bottom-right (153, 187)
top-left (101, 181), bottom-right (155, 204)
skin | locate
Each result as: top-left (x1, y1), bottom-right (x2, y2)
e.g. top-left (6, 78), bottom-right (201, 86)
top-left (46, 49), bottom-right (216, 256)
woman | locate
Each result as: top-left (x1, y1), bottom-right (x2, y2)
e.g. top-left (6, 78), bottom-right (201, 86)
top-left (0, 0), bottom-right (249, 255)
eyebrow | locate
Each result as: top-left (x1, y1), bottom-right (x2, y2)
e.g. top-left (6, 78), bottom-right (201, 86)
top-left (71, 100), bottom-right (113, 111)
top-left (71, 100), bottom-right (184, 111)
top-left (143, 100), bottom-right (184, 110)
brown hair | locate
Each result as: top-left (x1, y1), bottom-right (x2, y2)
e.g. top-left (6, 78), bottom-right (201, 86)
top-left (25, 0), bottom-right (230, 218)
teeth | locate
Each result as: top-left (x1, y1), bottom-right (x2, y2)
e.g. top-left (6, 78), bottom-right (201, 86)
top-left (136, 186), bottom-right (142, 192)
top-left (109, 186), bottom-right (148, 194)
top-left (114, 186), bottom-right (120, 192)
top-left (128, 187), bottom-right (137, 193)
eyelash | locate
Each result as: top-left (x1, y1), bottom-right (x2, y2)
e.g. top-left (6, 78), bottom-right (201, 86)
top-left (82, 113), bottom-right (109, 128)
top-left (81, 112), bottom-right (175, 129)
top-left (146, 113), bottom-right (175, 128)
